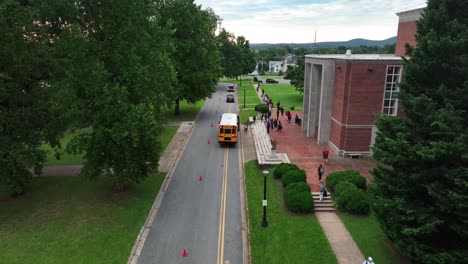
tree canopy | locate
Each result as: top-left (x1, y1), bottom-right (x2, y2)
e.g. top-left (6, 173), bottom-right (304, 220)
top-left (371, 1), bottom-right (468, 263)
top-left (158, 0), bottom-right (221, 114)
top-left (0, 0), bottom-right (265, 194)
top-left (218, 28), bottom-right (256, 78)
top-left (0, 0), bottom-right (57, 194)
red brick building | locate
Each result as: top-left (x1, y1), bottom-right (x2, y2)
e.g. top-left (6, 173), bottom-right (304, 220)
top-left (302, 7), bottom-right (424, 156)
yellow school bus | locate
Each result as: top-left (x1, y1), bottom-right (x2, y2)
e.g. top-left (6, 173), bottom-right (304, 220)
top-left (218, 113), bottom-right (239, 144)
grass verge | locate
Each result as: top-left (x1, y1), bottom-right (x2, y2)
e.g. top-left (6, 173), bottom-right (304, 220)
top-left (0, 173), bottom-right (165, 264)
top-left (162, 99), bottom-right (205, 122)
top-left (43, 126), bottom-right (179, 165)
top-left (339, 212), bottom-right (410, 264)
top-left (43, 131), bottom-right (86, 166)
top-left (245, 161), bottom-right (337, 264)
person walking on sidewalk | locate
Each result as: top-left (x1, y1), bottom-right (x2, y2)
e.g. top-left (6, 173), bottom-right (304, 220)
top-left (322, 147), bottom-right (329, 163)
top-left (277, 121), bottom-right (283, 133)
top-left (266, 121), bottom-right (270, 134)
top-left (318, 164), bottom-right (325, 181)
top-left (319, 181), bottom-right (325, 202)
top-left (363, 257), bottom-right (375, 264)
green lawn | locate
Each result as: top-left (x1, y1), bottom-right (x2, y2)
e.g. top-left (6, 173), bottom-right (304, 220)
top-left (239, 109), bottom-right (258, 124)
top-left (241, 97), bottom-right (262, 105)
top-left (261, 83), bottom-right (298, 94)
top-left (159, 126), bottom-right (179, 154)
top-left (0, 123), bottom-right (181, 263)
top-left (245, 161), bottom-right (337, 264)
top-left (162, 99), bottom-right (205, 122)
top-left (0, 173), bottom-right (165, 264)
top-left (43, 126), bottom-right (179, 166)
top-left (339, 212), bottom-right (410, 264)
top-left (238, 85), bottom-right (258, 97)
top-left (43, 131), bottom-right (86, 166)
top-left (260, 84), bottom-right (303, 110)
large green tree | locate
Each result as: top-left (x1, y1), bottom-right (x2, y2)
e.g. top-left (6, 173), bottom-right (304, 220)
top-left (237, 36), bottom-right (256, 76)
top-left (51, 0), bottom-right (176, 190)
top-left (286, 54), bottom-right (305, 93)
top-left (218, 28), bottom-right (243, 78)
top-left (0, 0), bottom-right (57, 194)
top-left (159, 0), bottom-right (220, 115)
top-left (371, 1), bottom-right (468, 263)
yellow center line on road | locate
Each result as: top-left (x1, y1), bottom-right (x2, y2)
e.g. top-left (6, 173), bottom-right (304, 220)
top-left (217, 103), bottom-right (232, 264)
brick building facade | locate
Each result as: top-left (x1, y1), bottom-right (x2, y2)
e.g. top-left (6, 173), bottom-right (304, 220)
top-left (302, 7), bottom-right (424, 156)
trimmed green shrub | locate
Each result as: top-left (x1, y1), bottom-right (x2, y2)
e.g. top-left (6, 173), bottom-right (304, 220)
top-left (284, 182), bottom-right (311, 196)
top-left (334, 182), bottom-right (357, 197)
top-left (273, 163), bottom-right (299, 179)
top-left (284, 189), bottom-right (314, 213)
top-left (325, 170), bottom-right (367, 192)
top-left (254, 104), bottom-right (269, 114)
top-left (338, 188), bottom-right (370, 214)
top-left (281, 168), bottom-right (306, 187)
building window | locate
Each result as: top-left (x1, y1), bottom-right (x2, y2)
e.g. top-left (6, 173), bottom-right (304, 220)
top-left (383, 66), bottom-right (402, 115)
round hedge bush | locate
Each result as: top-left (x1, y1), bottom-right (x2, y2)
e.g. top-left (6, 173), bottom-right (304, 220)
top-left (281, 168), bottom-right (306, 187)
top-left (284, 182), bottom-right (311, 196)
top-left (273, 163), bottom-right (299, 179)
top-left (325, 170), bottom-right (367, 192)
top-left (334, 181), bottom-right (357, 197)
top-left (338, 188), bottom-right (370, 214)
top-left (284, 189), bottom-right (314, 213)
top-left (254, 104), bottom-right (269, 114)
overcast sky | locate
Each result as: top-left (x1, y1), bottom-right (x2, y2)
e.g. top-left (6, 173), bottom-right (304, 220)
top-left (194, 0), bottom-right (427, 44)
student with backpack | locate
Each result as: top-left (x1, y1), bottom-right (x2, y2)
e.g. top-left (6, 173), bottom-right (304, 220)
top-left (318, 164), bottom-right (325, 181)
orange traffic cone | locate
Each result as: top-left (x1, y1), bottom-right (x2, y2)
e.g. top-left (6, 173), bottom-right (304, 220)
top-left (182, 248), bottom-right (187, 257)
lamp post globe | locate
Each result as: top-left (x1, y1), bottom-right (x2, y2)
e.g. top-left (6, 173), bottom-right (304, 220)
top-left (262, 170), bottom-right (269, 227)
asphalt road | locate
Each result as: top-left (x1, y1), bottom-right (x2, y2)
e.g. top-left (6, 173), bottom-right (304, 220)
top-left (138, 83), bottom-right (243, 264)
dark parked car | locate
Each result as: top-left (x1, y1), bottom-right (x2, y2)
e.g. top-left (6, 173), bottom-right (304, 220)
top-left (226, 94), bottom-right (235, 103)
top-left (253, 76), bottom-right (263, 83)
top-left (283, 75), bottom-right (289, 80)
top-left (227, 85), bottom-right (235, 92)
top-left (266, 78), bottom-right (278, 84)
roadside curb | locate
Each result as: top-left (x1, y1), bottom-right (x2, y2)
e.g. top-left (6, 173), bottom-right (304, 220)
top-left (127, 102), bottom-right (207, 264)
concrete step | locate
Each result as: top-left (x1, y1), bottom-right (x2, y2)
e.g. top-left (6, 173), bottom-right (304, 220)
top-left (315, 207), bottom-right (336, 212)
top-left (314, 202), bottom-right (334, 207)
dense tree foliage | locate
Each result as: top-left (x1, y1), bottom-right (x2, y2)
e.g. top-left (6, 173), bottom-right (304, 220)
top-left (0, 0), bottom-right (266, 193)
top-left (0, 0), bottom-right (57, 194)
top-left (286, 55), bottom-right (305, 93)
top-left (55, 0), bottom-right (176, 190)
top-left (158, 0), bottom-right (220, 115)
top-left (371, 1), bottom-right (468, 263)
top-left (218, 28), bottom-right (255, 78)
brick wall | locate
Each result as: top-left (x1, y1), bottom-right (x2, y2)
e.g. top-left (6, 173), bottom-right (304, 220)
top-left (347, 63), bottom-right (387, 125)
top-left (331, 62), bottom-right (349, 123)
top-left (343, 127), bottom-right (373, 151)
top-left (395, 20), bottom-right (418, 56)
top-left (330, 120), bottom-right (344, 149)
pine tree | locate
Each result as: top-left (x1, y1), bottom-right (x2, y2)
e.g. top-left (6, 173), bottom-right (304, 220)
top-left (371, 1), bottom-right (468, 263)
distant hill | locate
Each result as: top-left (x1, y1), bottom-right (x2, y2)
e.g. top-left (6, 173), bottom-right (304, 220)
top-left (251, 37), bottom-right (396, 50)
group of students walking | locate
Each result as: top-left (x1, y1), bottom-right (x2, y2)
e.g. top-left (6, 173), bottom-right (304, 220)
top-left (318, 147), bottom-right (329, 201)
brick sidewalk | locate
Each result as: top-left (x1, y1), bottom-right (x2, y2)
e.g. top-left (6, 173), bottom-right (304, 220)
top-left (253, 85), bottom-right (376, 192)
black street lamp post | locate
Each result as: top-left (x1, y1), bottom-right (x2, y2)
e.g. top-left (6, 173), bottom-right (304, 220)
top-left (262, 170), bottom-right (269, 227)
top-left (243, 86), bottom-right (246, 109)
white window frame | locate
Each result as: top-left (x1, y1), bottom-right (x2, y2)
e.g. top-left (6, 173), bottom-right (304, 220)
top-left (382, 65), bottom-right (402, 116)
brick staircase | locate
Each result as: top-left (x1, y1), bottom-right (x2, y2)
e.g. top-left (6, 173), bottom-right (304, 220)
top-left (311, 192), bottom-right (335, 212)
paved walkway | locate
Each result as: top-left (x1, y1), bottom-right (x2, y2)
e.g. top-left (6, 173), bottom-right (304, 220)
top-left (252, 84), bottom-right (370, 263)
